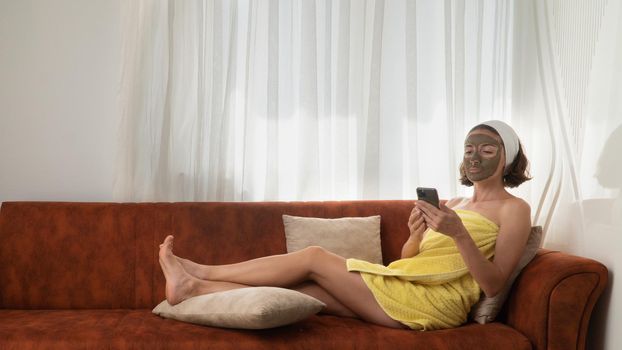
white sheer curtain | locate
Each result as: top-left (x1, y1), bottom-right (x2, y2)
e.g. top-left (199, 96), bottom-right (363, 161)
top-left (115, 0), bottom-right (516, 202)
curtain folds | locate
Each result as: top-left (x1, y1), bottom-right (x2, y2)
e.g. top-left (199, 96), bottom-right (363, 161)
top-left (116, 0), bottom-right (518, 202)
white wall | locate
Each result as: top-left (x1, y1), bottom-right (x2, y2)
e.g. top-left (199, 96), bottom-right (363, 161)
top-left (0, 0), bottom-right (121, 202)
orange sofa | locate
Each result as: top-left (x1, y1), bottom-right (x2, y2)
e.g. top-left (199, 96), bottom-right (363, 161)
top-left (0, 201), bottom-right (608, 349)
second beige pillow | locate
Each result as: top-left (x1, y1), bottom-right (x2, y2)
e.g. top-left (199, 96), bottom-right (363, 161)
top-left (282, 215), bottom-right (383, 264)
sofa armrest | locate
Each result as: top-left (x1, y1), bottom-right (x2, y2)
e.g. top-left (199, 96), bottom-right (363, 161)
top-left (504, 249), bottom-right (608, 350)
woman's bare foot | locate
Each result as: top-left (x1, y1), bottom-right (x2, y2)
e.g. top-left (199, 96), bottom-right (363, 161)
top-left (176, 256), bottom-right (209, 280)
top-left (159, 235), bottom-right (202, 305)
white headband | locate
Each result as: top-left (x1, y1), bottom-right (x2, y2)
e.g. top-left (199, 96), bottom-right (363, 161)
top-left (479, 120), bottom-right (520, 172)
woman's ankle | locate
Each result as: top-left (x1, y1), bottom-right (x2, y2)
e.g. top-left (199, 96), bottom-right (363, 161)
top-left (177, 257), bottom-right (210, 280)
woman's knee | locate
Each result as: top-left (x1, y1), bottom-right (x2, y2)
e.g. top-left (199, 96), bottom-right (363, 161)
top-left (306, 245), bottom-right (327, 254)
top-left (302, 246), bottom-right (349, 281)
top-left (301, 245), bottom-right (329, 259)
top-left (300, 246), bottom-right (332, 272)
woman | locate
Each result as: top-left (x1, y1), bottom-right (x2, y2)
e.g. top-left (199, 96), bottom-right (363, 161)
top-left (158, 120), bottom-right (532, 330)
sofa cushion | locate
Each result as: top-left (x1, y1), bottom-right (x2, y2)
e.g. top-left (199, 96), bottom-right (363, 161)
top-left (0, 310), bottom-right (532, 349)
top-left (152, 287), bottom-right (325, 329)
top-left (283, 215), bottom-right (383, 263)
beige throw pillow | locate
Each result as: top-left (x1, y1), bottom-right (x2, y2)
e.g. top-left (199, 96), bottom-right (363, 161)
top-left (282, 215), bottom-right (383, 264)
top-left (470, 226), bottom-right (543, 324)
top-left (152, 287), bottom-right (326, 329)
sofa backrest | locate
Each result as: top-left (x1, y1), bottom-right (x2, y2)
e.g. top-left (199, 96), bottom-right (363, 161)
top-left (0, 201), bottom-right (413, 309)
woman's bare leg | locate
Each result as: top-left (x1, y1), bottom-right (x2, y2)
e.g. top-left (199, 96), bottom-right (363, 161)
top-left (159, 235), bottom-right (405, 328)
top-left (162, 241), bottom-right (355, 317)
top-left (174, 258), bottom-right (357, 317)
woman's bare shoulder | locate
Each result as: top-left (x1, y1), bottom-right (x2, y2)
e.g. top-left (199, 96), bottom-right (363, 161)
top-left (499, 196), bottom-right (531, 226)
top-left (502, 196), bottom-right (530, 211)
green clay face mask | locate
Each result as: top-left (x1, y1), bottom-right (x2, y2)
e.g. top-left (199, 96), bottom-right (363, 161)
top-left (463, 134), bottom-right (502, 182)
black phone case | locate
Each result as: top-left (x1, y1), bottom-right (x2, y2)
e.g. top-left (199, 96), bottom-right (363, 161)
top-left (416, 187), bottom-right (440, 208)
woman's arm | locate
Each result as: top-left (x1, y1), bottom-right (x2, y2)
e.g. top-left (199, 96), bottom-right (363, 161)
top-left (416, 199), bottom-right (531, 297)
top-left (474, 199), bottom-right (531, 296)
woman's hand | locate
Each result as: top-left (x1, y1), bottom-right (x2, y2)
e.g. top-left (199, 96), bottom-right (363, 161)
top-left (401, 205), bottom-right (429, 258)
top-left (415, 200), bottom-right (468, 239)
top-left (407, 204), bottom-right (428, 241)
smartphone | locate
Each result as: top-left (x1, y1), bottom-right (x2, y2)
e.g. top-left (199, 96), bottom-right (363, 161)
top-left (416, 187), bottom-right (440, 208)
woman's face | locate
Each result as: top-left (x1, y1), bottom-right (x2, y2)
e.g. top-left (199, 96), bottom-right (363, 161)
top-left (463, 129), bottom-right (505, 182)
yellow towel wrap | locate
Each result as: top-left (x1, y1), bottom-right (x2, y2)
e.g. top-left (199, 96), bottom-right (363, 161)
top-left (347, 209), bottom-right (499, 330)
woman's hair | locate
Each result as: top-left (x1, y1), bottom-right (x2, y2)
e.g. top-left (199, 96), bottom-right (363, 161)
top-left (459, 124), bottom-right (532, 188)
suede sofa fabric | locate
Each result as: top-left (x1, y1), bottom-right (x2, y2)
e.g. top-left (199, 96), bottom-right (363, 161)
top-left (0, 201), bottom-right (609, 350)
top-left (0, 310), bottom-right (531, 350)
